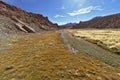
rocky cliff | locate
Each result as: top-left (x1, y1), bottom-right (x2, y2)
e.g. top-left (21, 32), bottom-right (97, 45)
top-left (0, 1), bottom-right (58, 34)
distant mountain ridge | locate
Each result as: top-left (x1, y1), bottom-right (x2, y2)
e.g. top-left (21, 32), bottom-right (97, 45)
top-left (0, 1), bottom-right (58, 34)
top-left (63, 23), bottom-right (77, 27)
top-left (72, 13), bottom-right (120, 29)
top-left (60, 23), bottom-right (77, 29)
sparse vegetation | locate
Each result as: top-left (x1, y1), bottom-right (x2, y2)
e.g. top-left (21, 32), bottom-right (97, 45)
top-left (63, 30), bottom-right (120, 68)
top-left (0, 31), bottom-right (120, 80)
top-left (0, 1), bottom-right (120, 80)
top-left (69, 29), bottom-right (120, 54)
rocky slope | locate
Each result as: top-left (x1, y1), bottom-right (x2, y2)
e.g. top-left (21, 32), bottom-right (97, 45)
top-left (0, 1), bottom-right (58, 34)
top-left (72, 13), bottom-right (120, 29)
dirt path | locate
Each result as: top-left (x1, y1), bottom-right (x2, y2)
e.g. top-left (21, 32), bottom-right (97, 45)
top-left (60, 32), bottom-right (78, 54)
top-left (60, 30), bottom-right (120, 68)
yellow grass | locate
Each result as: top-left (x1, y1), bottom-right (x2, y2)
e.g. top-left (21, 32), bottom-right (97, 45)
top-left (69, 29), bottom-right (120, 53)
top-left (0, 31), bottom-right (120, 80)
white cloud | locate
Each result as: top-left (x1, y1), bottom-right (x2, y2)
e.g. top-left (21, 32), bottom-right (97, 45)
top-left (68, 6), bottom-right (103, 16)
top-left (54, 15), bottom-right (65, 18)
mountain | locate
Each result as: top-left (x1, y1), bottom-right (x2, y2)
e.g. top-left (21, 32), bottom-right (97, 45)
top-left (72, 13), bottom-right (120, 29)
top-left (60, 23), bottom-right (77, 29)
top-left (62, 23), bottom-right (77, 27)
top-left (0, 1), bottom-right (58, 34)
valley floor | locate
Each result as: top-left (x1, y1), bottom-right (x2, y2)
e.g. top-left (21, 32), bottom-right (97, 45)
top-left (61, 30), bottom-right (120, 68)
top-left (0, 31), bottom-right (120, 80)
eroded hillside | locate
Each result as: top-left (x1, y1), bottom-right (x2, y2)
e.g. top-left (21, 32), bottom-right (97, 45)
top-left (0, 1), bottom-right (58, 34)
top-left (72, 13), bottom-right (120, 29)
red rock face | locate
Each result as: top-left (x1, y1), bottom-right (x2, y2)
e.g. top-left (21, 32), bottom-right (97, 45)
top-left (0, 1), bottom-right (58, 33)
top-left (72, 14), bottom-right (120, 29)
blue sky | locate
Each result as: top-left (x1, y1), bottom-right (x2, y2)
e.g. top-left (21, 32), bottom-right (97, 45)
top-left (3, 0), bottom-right (120, 25)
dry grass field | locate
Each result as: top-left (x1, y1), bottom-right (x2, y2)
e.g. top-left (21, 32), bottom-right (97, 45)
top-left (69, 29), bottom-right (120, 54)
top-left (0, 31), bottom-right (120, 80)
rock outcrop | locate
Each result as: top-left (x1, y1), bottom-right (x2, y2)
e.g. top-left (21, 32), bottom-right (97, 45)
top-left (0, 1), bottom-right (58, 34)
